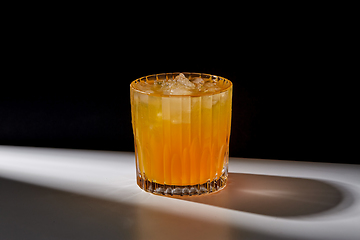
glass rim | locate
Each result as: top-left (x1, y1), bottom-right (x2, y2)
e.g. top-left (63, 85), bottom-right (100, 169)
top-left (130, 72), bottom-right (233, 97)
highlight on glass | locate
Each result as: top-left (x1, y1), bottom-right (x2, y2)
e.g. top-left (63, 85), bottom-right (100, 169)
top-left (130, 72), bottom-right (232, 196)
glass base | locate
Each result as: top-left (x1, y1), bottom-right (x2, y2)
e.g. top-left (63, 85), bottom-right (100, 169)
top-left (137, 172), bottom-right (227, 197)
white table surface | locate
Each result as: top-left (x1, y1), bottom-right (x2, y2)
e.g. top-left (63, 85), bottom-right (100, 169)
top-left (0, 145), bottom-right (359, 240)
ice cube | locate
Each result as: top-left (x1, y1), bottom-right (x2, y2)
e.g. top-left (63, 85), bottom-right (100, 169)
top-left (161, 83), bottom-right (192, 95)
top-left (191, 77), bottom-right (205, 92)
top-left (201, 81), bottom-right (221, 93)
top-left (174, 73), bottom-right (195, 88)
top-left (192, 77), bottom-right (204, 85)
top-left (160, 73), bottom-right (195, 95)
top-left (203, 82), bottom-right (216, 88)
top-left (135, 81), bottom-right (154, 94)
top-left (168, 87), bottom-right (192, 95)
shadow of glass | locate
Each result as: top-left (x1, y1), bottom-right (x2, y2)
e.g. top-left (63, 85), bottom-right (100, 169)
top-left (178, 173), bottom-right (354, 217)
top-left (0, 176), bottom-right (289, 240)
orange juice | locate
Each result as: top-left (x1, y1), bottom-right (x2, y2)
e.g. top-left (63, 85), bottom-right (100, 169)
top-left (130, 73), bottom-right (232, 196)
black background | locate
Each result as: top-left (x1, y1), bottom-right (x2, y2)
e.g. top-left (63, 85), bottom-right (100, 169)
top-left (0, 8), bottom-right (353, 164)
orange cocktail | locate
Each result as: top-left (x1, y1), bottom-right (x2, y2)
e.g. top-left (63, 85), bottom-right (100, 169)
top-left (130, 72), bottom-right (232, 196)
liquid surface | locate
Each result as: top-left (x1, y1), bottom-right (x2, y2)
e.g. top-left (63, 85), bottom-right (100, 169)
top-left (131, 73), bottom-right (231, 96)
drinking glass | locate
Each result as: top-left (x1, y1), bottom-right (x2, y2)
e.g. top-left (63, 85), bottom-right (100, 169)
top-left (130, 72), bottom-right (232, 196)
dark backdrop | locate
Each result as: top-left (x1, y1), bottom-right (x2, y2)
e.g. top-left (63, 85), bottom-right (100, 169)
top-left (1, 12), bottom-right (352, 164)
